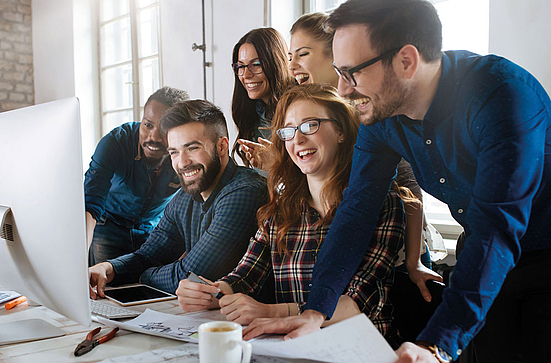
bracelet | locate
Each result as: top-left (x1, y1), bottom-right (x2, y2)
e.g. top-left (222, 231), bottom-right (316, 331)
top-left (287, 303), bottom-right (291, 317)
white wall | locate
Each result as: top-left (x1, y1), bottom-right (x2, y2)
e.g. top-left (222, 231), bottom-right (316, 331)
top-left (32, 0), bottom-right (75, 103)
top-left (32, 0), bottom-right (100, 169)
top-left (489, 0), bottom-right (551, 94)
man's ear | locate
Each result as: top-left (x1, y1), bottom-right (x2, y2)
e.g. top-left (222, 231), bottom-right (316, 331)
top-left (218, 137), bottom-right (230, 154)
top-left (394, 44), bottom-right (419, 80)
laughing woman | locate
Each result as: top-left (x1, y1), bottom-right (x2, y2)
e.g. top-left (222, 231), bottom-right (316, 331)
top-left (176, 84), bottom-right (408, 345)
top-left (231, 27), bottom-right (295, 168)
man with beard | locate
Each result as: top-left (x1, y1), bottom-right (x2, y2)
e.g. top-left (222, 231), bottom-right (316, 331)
top-left (86, 87), bottom-right (189, 265)
top-left (242, 1), bottom-right (551, 363)
top-left (88, 99), bottom-right (268, 300)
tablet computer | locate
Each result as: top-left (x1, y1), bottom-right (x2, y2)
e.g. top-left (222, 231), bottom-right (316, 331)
top-left (104, 284), bottom-right (177, 306)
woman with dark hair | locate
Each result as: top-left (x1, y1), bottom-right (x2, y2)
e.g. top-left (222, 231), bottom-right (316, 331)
top-left (231, 27), bottom-right (295, 167)
top-left (176, 84), bottom-right (408, 345)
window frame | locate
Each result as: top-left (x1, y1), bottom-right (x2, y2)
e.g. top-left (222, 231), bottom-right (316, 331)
top-left (98, 0), bottom-right (163, 135)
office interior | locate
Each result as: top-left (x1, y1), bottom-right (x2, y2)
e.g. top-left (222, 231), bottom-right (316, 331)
top-left (0, 0), bottom-right (550, 358)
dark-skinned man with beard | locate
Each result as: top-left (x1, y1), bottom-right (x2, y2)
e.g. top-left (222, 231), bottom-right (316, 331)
top-left (88, 99), bottom-right (268, 300)
top-left (86, 87), bottom-right (189, 265)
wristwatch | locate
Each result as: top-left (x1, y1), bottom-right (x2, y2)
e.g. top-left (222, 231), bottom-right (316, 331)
top-left (423, 345), bottom-right (453, 363)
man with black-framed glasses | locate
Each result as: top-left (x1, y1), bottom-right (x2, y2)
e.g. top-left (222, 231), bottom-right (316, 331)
top-left (243, 1), bottom-right (551, 362)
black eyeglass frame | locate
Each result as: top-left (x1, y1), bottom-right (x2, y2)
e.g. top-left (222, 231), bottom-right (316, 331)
top-left (231, 61), bottom-right (263, 76)
top-left (276, 118), bottom-right (336, 142)
top-left (333, 46), bottom-right (403, 87)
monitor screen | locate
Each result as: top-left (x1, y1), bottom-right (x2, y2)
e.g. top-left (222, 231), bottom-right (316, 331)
top-left (0, 98), bottom-right (91, 328)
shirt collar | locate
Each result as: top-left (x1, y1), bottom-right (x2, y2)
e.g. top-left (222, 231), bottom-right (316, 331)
top-left (193, 157), bottom-right (238, 207)
top-left (423, 51), bottom-right (455, 125)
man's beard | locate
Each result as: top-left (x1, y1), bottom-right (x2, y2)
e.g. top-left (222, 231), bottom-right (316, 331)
top-left (348, 67), bottom-right (408, 126)
top-left (177, 147), bottom-right (221, 198)
top-left (142, 141), bottom-right (168, 168)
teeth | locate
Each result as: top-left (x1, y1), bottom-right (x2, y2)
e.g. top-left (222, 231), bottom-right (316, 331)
top-left (148, 145), bottom-right (161, 151)
top-left (350, 98), bottom-right (369, 107)
top-left (184, 169), bottom-right (200, 178)
top-left (298, 150), bottom-right (316, 157)
top-left (295, 74), bottom-right (310, 84)
top-left (246, 82), bottom-right (261, 89)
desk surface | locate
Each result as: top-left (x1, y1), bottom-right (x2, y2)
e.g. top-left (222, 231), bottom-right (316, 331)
top-left (0, 299), bottom-right (316, 363)
top-left (0, 298), bottom-right (189, 363)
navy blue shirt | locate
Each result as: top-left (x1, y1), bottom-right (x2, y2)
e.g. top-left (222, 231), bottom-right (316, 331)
top-left (109, 159), bottom-right (268, 294)
top-left (306, 51), bottom-right (551, 359)
top-left (84, 122), bottom-right (180, 229)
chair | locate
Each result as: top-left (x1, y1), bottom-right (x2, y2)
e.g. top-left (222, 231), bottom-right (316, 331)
top-left (389, 270), bottom-right (445, 342)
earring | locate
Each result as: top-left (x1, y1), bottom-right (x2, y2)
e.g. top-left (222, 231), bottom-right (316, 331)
top-left (340, 138), bottom-right (344, 142)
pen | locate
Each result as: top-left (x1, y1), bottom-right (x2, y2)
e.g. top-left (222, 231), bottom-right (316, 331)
top-left (187, 271), bottom-right (225, 299)
top-left (5, 296), bottom-right (27, 310)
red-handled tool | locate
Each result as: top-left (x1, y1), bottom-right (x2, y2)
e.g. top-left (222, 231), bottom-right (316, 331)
top-left (74, 327), bottom-right (119, 356)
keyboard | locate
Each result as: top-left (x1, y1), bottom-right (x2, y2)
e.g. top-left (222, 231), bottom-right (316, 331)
top-left (90, 299), bottom-right (141, 319)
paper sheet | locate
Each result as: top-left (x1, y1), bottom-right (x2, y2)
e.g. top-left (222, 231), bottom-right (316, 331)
top-left (96, 309), bottom-right (227, 343)
top-left (98, 310), bottom-right (397, 363)
top-left (250, 314), bottom-right (398, 363)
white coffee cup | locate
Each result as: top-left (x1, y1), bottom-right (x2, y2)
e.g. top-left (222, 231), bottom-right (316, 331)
top-left (198, 321), bottom-right (252, 363)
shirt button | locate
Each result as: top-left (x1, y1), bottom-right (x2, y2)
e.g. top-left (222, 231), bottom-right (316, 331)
top-left (308, 283), bottom-right (312, 287)
top-left (425, 139), bottom-right (432, 145)
top-left (458, 209), bottom-right (464, 214)
top-left (457, 349), bottom-right (463, 355)
top-left (439, 178), bottom-right (446, 184)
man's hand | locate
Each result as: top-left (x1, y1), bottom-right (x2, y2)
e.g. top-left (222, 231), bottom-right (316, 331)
top-left (89, 262), bottom-right (115, 299)
top-left (407, 261), bottom-right (444, 302)
top-left (395, 342), bottom-right (439, 363)
top-left (175, 278), bottom-right (221, 312)
top-left (219, 293), bottom-right (276, 325)
top-left (237, 138), bottom-right (273, 171)
top-left (242, 309), bottom-right (325, 341)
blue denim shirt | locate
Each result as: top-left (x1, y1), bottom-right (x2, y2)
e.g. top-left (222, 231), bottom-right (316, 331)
top-left (305, 51), bottom-right (551, 359)
top-left (108, 158), bottom-right (268, 294)
top-left (84, 122), bottom-right (180, 230)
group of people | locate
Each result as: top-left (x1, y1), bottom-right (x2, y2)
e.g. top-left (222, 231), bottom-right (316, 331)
top-left (86, 1), bottom-right (551, 362)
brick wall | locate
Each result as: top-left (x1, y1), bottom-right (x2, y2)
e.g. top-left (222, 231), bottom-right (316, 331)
top-left (0, 0), bottom-right (33, 112)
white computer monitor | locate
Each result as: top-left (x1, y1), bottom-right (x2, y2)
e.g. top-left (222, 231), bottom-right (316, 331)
top-left (0, 98), bottom-right (91, 342)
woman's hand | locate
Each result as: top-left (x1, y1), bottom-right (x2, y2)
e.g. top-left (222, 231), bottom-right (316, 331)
top-left (219, 293), bottom-right (278, 325)
top-left (407, 261), bottom-right (444, 302)
top-left (237, 138), bottom-right (273, 170)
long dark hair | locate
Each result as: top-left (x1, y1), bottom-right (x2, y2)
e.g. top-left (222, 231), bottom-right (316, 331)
top-left (231, 27), bottom-right (295, 166)
top-left (257, 84), bottom-right (359, 254)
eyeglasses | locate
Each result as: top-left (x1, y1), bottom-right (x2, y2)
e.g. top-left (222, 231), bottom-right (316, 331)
top-left (333, 47), bottom-right (402, 87)
top-left (276, 118), bottom-right (335, 141)
top-left (232, 61), bottom-right (263, 76)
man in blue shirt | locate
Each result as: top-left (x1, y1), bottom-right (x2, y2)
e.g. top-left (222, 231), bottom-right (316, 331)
top-left (85, 86), bottom-right (189, 265)
top-left (88, 100), bottom-right (268, 299)
top-left (243, 1), bottom-right (551, 362)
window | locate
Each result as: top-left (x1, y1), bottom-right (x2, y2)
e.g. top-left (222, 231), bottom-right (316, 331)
top-left (98, 0), bottom-right (162, 135)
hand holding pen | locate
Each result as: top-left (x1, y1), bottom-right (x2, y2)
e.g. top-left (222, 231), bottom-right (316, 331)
top-left (175, 271), bottom-right (225, 312)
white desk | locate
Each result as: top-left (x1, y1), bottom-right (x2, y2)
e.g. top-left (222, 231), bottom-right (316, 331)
top-left (0, 300), bottom-right (318, 363)
top-left (0, 299), bottom-right (189, 363)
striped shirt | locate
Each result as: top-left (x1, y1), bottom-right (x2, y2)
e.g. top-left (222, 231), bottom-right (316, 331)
top-left (221, 190), bottom-right (405, 335)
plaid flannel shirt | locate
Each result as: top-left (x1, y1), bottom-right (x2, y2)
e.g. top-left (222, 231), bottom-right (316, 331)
top-left (108, 159), bottom-right (268, 293)
top-left (221, 190), bottom-right (405, 335)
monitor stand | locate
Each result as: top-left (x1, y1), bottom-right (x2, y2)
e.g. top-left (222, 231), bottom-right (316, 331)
top-left (0, 319), bottom-right (66, 345)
